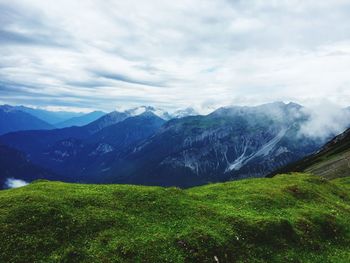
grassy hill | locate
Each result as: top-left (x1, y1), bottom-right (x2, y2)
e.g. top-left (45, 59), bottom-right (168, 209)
top-left (0, 173), bottom-right (349, 262)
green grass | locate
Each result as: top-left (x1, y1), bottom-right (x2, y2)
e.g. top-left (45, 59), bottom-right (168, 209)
top-left (0, 173), bottom-right (349, 262)
top-left (305, 150), bottom-right (350, 179)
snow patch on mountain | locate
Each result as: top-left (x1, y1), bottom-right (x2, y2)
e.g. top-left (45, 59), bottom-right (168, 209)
top-left (124, 106), bottom-right (200, 120)
top-left (125, 106), bottom-right (171, 120)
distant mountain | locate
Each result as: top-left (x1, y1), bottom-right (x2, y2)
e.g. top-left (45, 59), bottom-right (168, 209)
top-left (14, 105), bottom-right (84, 124)
top-left (71, 112), bottom-right (165, 181)
top-left (87, 112), bottom-right (165, 147)
top-left (270, 127), bottom-right (350, 179)
top-left (0, 105), bottom-right (54, 135)
top-left (0, 110), bottom-right (130, 155)
top-left (0, 112), bottom-right (164, 183)
top-left (55, 111), bottom-right (106, 128)
top-left (83, 111), bottom-right (130, 134)
top-left (0, 145), bottom-right (56, 189)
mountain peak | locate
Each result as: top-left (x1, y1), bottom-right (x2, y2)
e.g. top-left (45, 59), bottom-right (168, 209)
top-left (124, 106), bottom-right (171, 120)
top-left (137, 110), bottom-right (160, 119)
top-left (0, 105), bottom-right (17, 113)
top-left (172, 107), bottom-right (198, 118)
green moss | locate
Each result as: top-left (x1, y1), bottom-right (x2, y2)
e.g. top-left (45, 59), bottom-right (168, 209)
top-left (0, 173), bottom-right (349, 262)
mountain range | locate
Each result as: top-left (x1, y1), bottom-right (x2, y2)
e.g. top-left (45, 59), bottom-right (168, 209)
top-left (0, 105), bottom-right (105, 134)
top-left (2, 101), bottom-right (347, 187)
top-left (0, 105), bottom-right (198, 131)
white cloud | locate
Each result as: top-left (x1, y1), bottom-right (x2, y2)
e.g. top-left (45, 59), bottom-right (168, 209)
top-left (229, 18), bottom-right (265, 33)
top-left (0, 0), bottom-right (350, 111)
top-left (299, 100), bottom-right (350, 140)
top-left (4, 178), bottom-right (29, 189)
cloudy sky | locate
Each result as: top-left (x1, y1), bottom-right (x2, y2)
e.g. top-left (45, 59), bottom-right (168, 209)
top-left (1, 0), bottom-right (350, 112)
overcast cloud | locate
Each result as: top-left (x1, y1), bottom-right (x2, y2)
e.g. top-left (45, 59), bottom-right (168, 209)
top-left (1, 0), bottom-right (350, 112)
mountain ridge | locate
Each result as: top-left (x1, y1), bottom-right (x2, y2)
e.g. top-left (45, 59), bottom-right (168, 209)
top-left (55, 111), bottom-right (106, 128)
top-left (0, 105), bottom-right (55, 135)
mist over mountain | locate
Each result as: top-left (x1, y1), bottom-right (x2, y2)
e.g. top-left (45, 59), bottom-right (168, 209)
top-left (298, 101), bottom-right (350, 140)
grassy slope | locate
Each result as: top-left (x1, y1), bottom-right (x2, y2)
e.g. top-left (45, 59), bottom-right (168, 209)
top-left (270, 128), bottom-right (350, 180)
top-left (0, 173), bottom-right (349, 263)
top-left (303, 130), bottom-right (350, 179)
top-left (304, 150), bottom-right (350, 179)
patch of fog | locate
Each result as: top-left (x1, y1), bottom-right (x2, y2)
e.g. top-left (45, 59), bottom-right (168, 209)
top-left (299, 101), bottom-right (350, 140)
top-left (4, 178), bottom-right (29, 189)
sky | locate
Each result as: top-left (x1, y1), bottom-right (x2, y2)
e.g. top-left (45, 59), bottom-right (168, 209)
top-left (1, 0), bottom-right (350, 112)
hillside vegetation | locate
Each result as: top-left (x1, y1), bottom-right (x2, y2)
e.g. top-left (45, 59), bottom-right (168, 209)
top-left (0, 173), bottom-right (349, 262)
